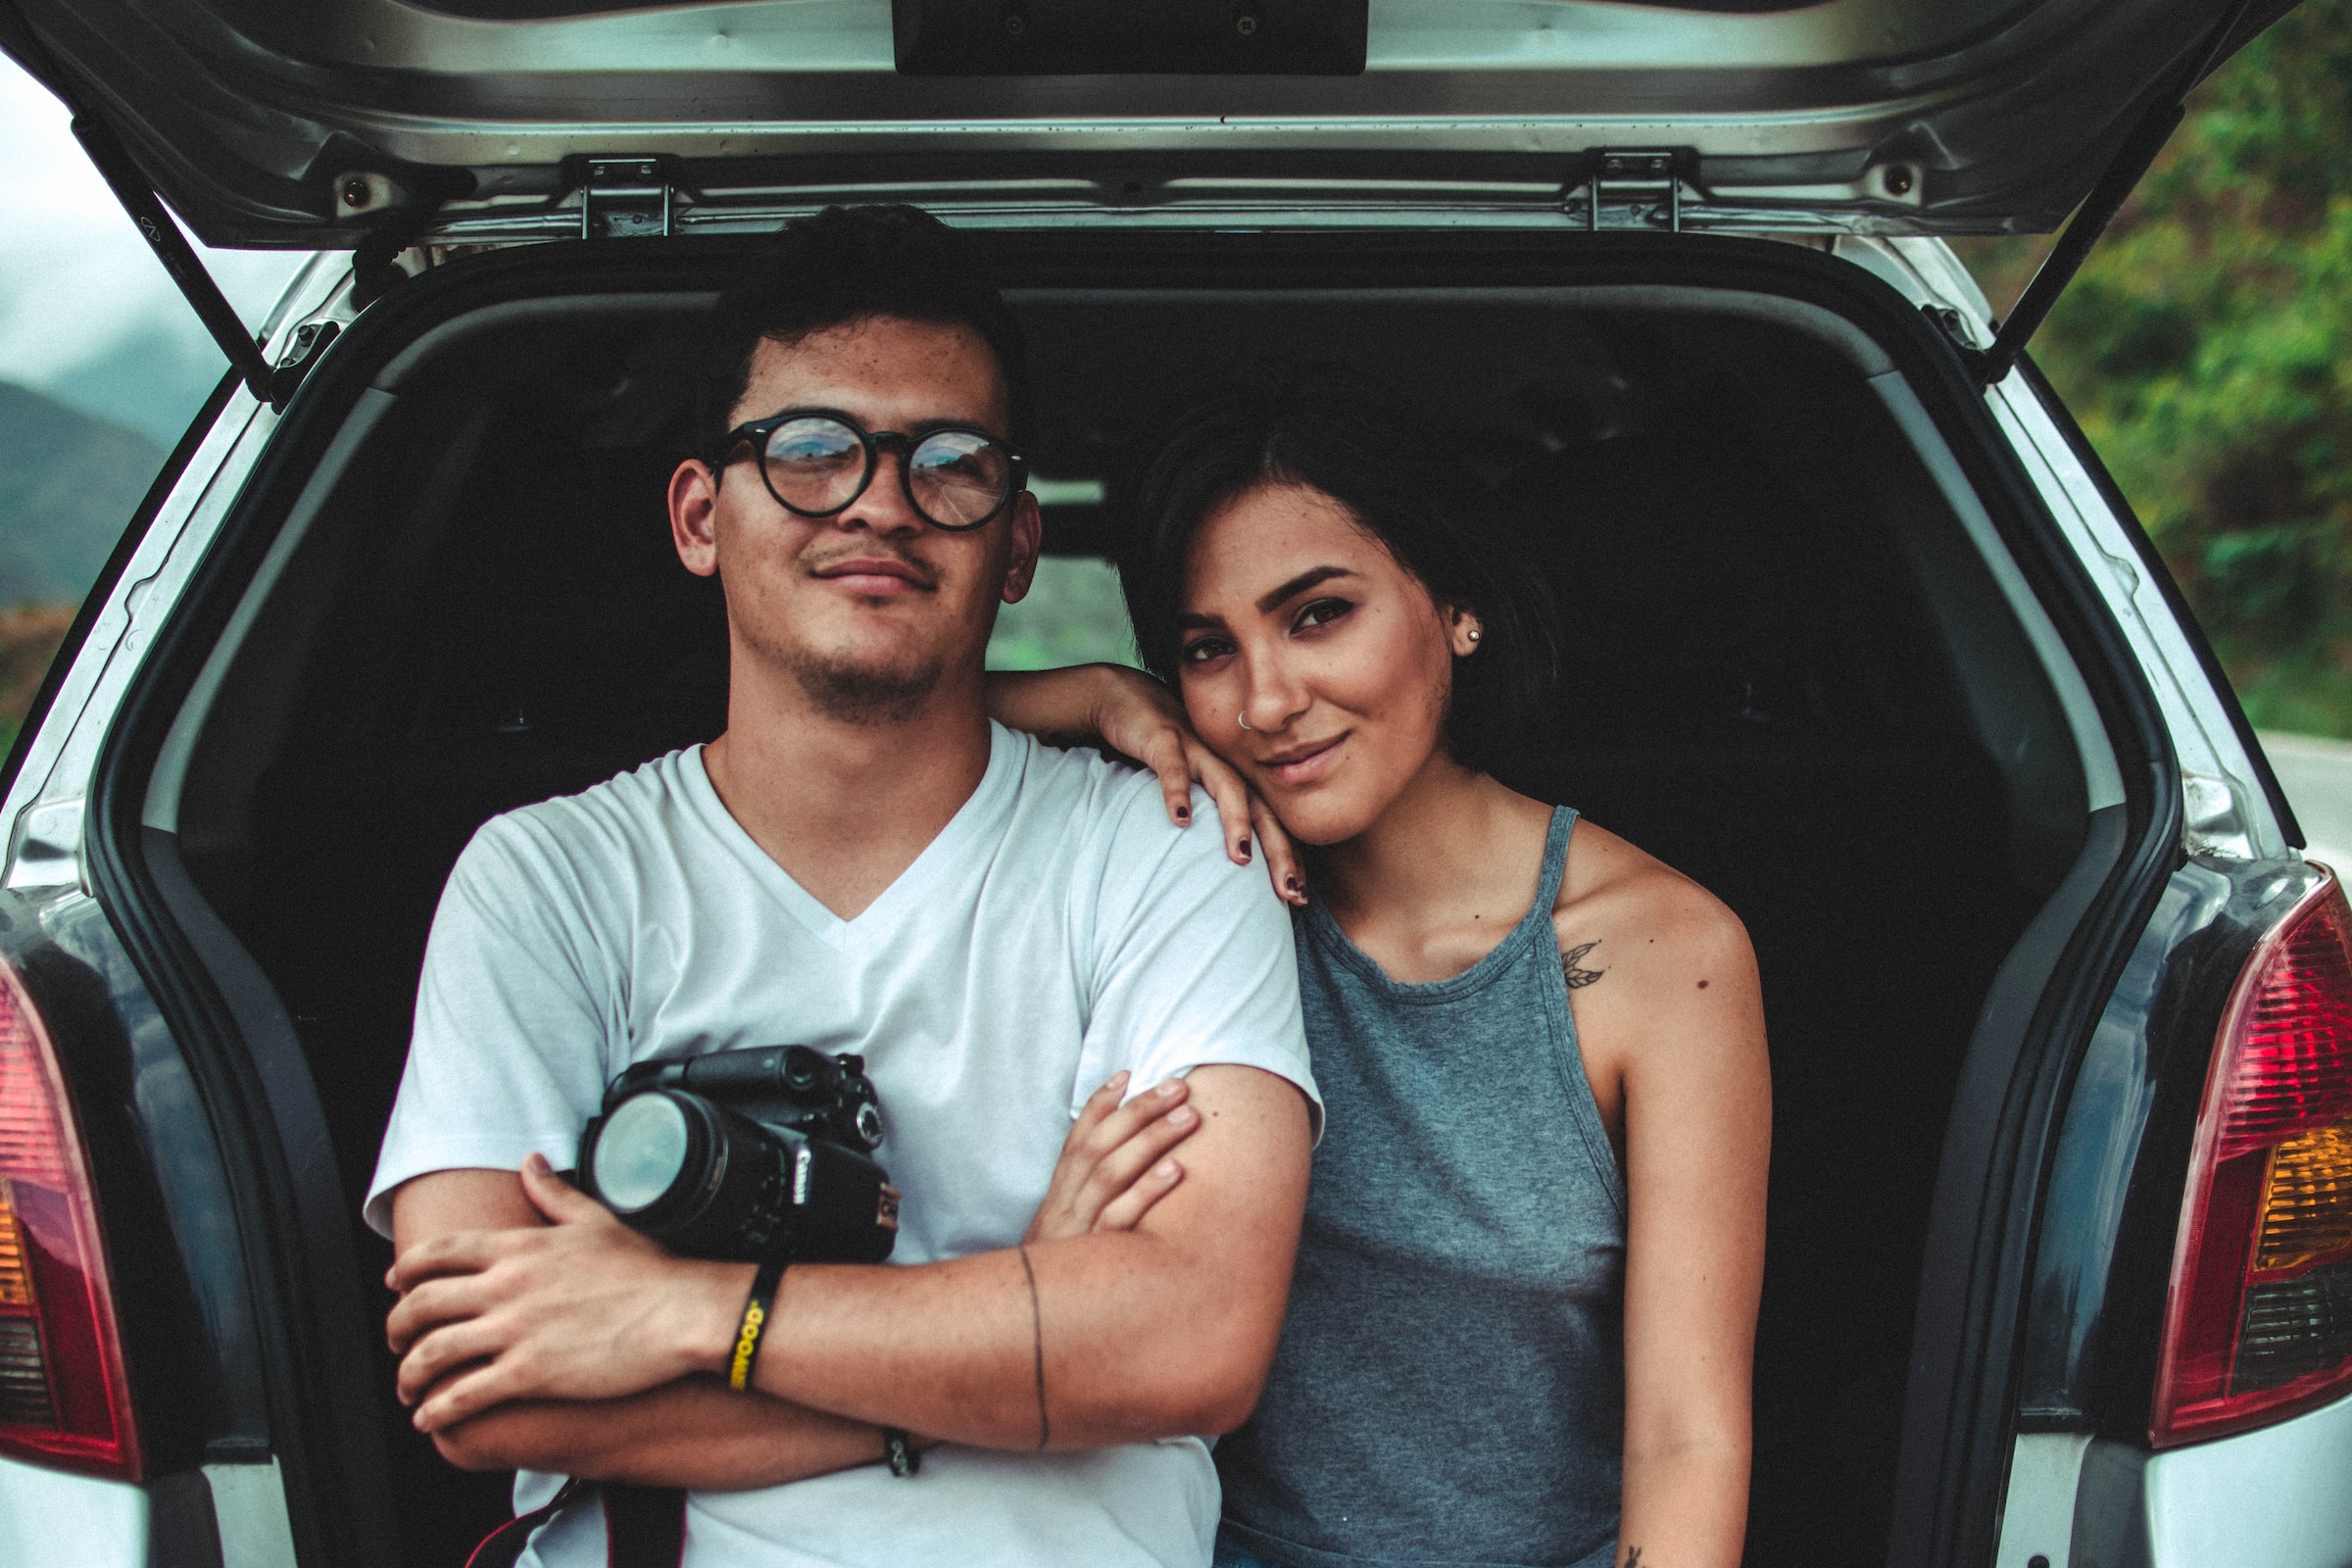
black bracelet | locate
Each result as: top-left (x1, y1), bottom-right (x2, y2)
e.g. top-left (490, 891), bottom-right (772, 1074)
top-left (727, 1257), bottom-right (786, 1393)
top-left (882, 1427), bottom-right (920, 1477)
top-left (1018, 1244), bottom-right (1050, 1450)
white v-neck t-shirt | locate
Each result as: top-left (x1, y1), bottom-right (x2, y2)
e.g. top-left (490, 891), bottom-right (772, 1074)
top-left (366, 724), bottom-right (1316, 1568)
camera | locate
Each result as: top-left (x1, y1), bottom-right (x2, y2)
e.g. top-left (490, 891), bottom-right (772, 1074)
top-left (577, 1045), bottom-right (900, 1264)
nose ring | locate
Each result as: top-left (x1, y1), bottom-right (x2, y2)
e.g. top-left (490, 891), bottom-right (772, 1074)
top-left (1238, 713), bottom-right (1252, 731)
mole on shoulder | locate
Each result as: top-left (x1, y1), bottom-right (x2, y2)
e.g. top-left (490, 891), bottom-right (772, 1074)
top-left (1697, 979), bottom-right (1710, 989)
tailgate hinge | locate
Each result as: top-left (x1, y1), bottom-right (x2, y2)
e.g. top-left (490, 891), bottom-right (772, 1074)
top-left (581, 158), bottom-right (676, 240)
top-left (1568, 149), bottom-right (1696, 233)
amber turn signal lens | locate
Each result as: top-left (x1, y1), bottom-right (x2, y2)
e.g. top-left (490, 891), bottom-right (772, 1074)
top-left (0, 1180), bottom-right (36, 1309)
top-left (2256, 1120), bottom-right (2352, 1274)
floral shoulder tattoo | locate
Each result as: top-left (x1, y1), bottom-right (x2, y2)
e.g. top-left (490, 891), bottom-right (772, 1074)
top-left (1561, 939), bottom-right (1606, 990)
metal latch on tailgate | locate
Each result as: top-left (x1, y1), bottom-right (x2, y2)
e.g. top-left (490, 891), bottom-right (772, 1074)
top-left (1567, 149), bottom-right (1696, 233)
top-left (581, 158), bottom-right (675, 239)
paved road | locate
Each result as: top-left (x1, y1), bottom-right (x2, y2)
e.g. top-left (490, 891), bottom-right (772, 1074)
top-left (2260, 732), bottom-right (2352, 872)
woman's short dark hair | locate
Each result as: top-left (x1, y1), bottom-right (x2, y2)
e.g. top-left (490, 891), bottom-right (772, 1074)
top-left (1117, 361), bottom-right (1560, 777)
top-left (696, 204), bottom-right (1030, 454)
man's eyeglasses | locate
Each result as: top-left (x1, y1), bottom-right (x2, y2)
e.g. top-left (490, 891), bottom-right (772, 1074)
top-left (711, 410), bottom-right (1027, 532)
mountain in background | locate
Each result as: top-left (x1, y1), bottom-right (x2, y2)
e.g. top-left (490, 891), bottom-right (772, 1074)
top-left (40, 324), bottom-right (226, 447)
top-left (0, 379), bottom-right (165, 608)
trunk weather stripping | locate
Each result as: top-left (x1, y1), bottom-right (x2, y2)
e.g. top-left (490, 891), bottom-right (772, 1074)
top-left (1973, 0), bottom-right (2257, 385)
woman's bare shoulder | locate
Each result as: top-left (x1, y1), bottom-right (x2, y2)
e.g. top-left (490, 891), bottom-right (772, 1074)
top-left (1552, 817), bottom-right (1749, 961)
top-left (1551, 817), bottom-right (1767, 1098)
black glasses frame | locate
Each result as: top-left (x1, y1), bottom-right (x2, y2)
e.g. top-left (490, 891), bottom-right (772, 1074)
top-left (711, 408), bottom-right (1028, 532)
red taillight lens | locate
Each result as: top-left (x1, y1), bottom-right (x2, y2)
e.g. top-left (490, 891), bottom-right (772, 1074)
top-left (0, 956), bottom-right (139, 1478)
top-left (2154, 870), bottom-right (2352, 1446)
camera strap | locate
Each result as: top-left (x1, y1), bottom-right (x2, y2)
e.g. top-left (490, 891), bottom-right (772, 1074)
top-left (604, 1483), bottom-right (690, 1567)
top-left (460, 1479), bottom-right (686, 1568)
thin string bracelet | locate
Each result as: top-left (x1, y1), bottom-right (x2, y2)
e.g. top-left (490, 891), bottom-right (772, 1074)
top-left (1017, 1244), bottom-right (1049, 1449)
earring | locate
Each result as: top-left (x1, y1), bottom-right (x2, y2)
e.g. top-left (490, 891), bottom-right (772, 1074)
top-left (1239, 714), bottom-right (1253, 731)
top-left (1467, 628), bottom-right (1482, 644)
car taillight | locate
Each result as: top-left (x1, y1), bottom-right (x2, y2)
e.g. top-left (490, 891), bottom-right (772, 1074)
top-left (2154, 869), bottom-right (2352, 1446)
top-left (0, 956), bottom-right (139, 1478)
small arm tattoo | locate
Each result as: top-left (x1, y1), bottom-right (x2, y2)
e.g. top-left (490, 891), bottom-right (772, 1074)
top-left (1561, 939), bottom-right (1607, 990)
top-left (1621, 1550), bottom-right (1642, 1568)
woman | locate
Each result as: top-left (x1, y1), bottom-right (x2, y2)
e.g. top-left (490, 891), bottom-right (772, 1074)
top-left (996, 361), bottom-right (1769, 1568)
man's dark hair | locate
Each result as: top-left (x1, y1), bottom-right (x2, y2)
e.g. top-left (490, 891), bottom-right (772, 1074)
top-left (1117, 361), bottom-right (1560, 778)
top-left (697, 204), bottom-right (1030, 454)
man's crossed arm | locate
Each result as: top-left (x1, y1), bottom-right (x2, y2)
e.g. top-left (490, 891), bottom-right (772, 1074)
top-left (385, 1064), bottom-right (1311, 1490)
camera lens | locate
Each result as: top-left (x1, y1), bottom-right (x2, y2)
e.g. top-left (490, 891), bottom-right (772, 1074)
top-left (584, 1087), bottom-right (797, 1259)
top-left (855, 1102), bottom-right (884, 1149)
top-left (580, 1070), bottom-right (901, 1265)
top-left (591, 1092), bottom-right (693, 1213)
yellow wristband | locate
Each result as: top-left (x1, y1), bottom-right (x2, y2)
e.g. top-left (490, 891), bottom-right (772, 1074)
top-left (729, 1257), bottom-right (786, 1393)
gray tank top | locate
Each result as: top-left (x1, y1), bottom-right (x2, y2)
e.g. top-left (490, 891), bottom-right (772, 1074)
top-left (1217, 807), bottom-right (1626, 1568)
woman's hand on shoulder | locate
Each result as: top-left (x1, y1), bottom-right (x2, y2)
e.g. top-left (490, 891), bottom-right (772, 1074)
top-left (985, 663), bottom-right (1306, 906)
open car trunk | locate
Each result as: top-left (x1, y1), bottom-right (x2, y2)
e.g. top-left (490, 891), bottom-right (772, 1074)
top-left (0, 0), bottom-right (2302, 247)
top-left (94, 228), bottom-right (2138, 1567)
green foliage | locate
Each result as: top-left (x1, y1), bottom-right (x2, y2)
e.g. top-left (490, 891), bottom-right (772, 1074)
top-left (1962, 1), bottom-right (2352, 736)
top-left (984, 555), bottom-right (1143, 671)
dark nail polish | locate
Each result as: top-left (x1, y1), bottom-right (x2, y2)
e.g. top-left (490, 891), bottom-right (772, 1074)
top-left (1286, 876), bottom-right (1302, 895)
top-left (1241, 842), bottom-right (1252, 860)
top-left (1175, 807), bottom-right (1190, 821)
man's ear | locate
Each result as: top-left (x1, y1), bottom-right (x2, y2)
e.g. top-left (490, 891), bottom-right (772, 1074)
top-left (1001, 490), bottom-right (1044, 605)
top-left (669, 459), bottom-right (722, 578)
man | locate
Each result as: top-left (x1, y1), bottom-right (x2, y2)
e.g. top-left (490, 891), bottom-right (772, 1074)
top-left (364, 204), bottom-right (1318, 1567)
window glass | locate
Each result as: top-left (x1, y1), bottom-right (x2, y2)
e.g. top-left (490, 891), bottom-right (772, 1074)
top-left (986, 556), bottom-right (1141, 670)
